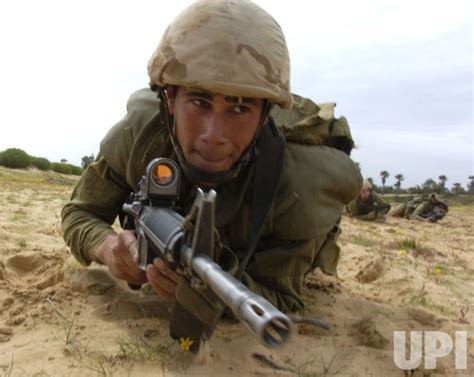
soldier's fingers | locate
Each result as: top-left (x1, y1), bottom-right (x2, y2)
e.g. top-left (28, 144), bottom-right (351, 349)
top-left (146, 264), bottom-right (177, 296)
top-left (116, 231), bottom-right (141, 271)
top-left (150, 283), bottom-right (175, 300)
top-left (146, 265), bottom-right (175, 300)
top-left (153, 258), bottom-right (179, 284)
top-left (115, 268), bottom-right (143, 285)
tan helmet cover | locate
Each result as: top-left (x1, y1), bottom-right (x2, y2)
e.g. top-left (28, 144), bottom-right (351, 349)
top-left (362, 179), bottom-right (372, 190)
top-left (148, 0), bottom-right (292, 108)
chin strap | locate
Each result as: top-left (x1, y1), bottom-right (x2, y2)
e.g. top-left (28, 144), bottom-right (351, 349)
top-left (155, 86), bottom-right (273, 185)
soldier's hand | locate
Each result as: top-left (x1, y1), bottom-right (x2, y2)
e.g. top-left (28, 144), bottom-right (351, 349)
top-left (146, 258), bottom-right (179, 300)
top-left (95, 231), bottom-right (147, 286)
top-left (367, 211), bottom-right (377, 220)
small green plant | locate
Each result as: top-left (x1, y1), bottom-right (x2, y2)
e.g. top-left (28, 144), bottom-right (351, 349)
top-left (16, 239), bottom-right (27, 248)
top-left (350, 236), bottom-right (375, 247)
top-left (9, 209), bottom-right (27, 222)
top-left (64, 315), bottom-right (77, 345)
top-left (115, 335), bottom-right (175, 363)
top-left (396, 238), bottom-right (418, 250)
top-left (432, 265), bottom-right (447, 283)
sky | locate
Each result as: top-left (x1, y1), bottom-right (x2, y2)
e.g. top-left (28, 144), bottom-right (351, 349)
top-left (0, 0), bottom-right (472, 189)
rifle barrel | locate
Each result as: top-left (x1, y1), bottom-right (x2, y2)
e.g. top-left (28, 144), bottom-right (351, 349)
top-left (182, 246), bottom-right (292, 348)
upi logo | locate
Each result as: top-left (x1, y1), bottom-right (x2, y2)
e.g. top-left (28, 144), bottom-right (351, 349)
top-left (394, 331), bottom-right (468, 370)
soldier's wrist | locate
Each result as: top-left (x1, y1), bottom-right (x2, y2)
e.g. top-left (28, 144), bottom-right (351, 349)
top-left (93, 233), bottom-right (118, 265)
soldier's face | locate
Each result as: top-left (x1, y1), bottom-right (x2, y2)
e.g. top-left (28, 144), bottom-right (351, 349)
top-left (167, 87), bottom-right (263, 173)
top-left (359, 187), bottom-right (371, 201)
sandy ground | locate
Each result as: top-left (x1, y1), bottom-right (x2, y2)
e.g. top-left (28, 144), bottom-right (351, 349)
top-left (0, 167), bottom-right (472, 376)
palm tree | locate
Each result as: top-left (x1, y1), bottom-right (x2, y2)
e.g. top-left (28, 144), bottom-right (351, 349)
top-left (468, 176), bottom-right (474, 194)
top-left (394, 174), bottom-right (404, 192)
top-left (451, 182), bottom-right (463, 195)
top-left (380, 171), bottom-right (389, 193)
top-left (81, 154), bottom-right (95, 169)
top-left (438, 175), bottom-right (448, 193)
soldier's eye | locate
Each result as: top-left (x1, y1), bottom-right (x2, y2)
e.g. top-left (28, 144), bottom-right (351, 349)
top-left (232, 106), bottom-right (250, 114)
top-left (192, 99), bottom-right (210, 108)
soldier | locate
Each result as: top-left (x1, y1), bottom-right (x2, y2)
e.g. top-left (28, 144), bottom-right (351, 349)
top-left (346, 179), bottom-right (391, 221)
top-left (391, 193), bottom-right (449, 222)
top-left (61, 0), bottom-right (361, 347)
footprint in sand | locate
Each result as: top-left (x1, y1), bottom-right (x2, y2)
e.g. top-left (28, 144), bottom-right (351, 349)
top-left (3, 251), bottom-right (63, 289)
top-left (0, 327), bottom-right (13, 342)
top-left (355, 257), bottom-right (386, 283)
top-left (350, 317), bottom-right (390, 349)
top-left (69, 268), bottom-right (117, 295)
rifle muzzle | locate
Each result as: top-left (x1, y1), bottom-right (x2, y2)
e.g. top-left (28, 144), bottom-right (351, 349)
top-left (184, 249), bottom-right (293, 348)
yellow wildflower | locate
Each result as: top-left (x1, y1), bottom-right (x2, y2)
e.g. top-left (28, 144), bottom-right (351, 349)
top-left (179, 337), bottom-right (194, 352)
top-left (399, 249), bottom-right (407, 256)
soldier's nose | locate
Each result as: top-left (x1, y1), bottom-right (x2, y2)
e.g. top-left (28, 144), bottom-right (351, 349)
top-left (200, 115), bottom-right (226, 145)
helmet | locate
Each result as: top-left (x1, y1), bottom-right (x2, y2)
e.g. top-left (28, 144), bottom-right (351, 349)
top-left (362, 179), bottom-right (372, 190)
top-left (148, 0), bottom-right (292, 108)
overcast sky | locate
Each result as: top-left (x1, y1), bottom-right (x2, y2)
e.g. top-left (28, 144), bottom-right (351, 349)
top-left (0, 0), bottom-right (472, 188)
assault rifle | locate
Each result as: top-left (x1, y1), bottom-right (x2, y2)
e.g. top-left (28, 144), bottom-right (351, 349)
top-left (373, 203), bottom-right (391, 215)
top-left (122, 158), bottom-right (292, 348)
top-left (422, 211), bottom-right (445, 223)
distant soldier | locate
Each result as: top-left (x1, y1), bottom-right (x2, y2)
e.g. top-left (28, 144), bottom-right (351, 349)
top-left (346, 180), bottom-right (391, 221)
top-left (391, 193), bottom-right (448, 222)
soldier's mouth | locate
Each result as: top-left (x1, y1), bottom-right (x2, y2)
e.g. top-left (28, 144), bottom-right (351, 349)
top-left (192, 151), bottom-right (233, 171)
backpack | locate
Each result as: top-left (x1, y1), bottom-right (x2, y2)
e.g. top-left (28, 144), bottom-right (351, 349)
top-left (270, 94), bottom-right (355, 155)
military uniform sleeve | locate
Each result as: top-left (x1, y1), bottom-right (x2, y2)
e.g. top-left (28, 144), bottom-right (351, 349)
top-left (345, 199), bottom-right (374, 220)
top-left (61, 88), bottom-right (165, 266)
top-left (345, 200), bottom-right (358, 217)
top-left (239, 239), bottom-right (315, 312)
top-left (373, 193), bottom-right (388, 206)
top-left (61, 156), bottom-right (131, 265)
top-left (410, 202), bottom-right (430, 221)
top-left (236, 144), bottom-right (361, 312)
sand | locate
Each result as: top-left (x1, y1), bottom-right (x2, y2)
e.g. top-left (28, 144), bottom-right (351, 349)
top-left (0, 167), bottom-right (472, 376)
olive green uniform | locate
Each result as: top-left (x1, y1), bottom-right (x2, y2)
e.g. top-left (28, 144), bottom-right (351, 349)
top-left (346, 192), bottom-right (390, 221)
top-left (61, 88), bottom-right (362, 313)
top-left (392, 199), bottom-right (442, 221)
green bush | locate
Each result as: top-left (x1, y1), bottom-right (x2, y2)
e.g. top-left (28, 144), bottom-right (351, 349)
top-left (0, 148), bottom-right (32, 169)
top-left (51, 162), bottom-right (72, 175)
top-left (69, 164), bottom-right (83, 176)
top-left (31, 156), bottom-right (51, 171)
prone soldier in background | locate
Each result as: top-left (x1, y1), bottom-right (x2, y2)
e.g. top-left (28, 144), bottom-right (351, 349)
top-left (346, 179), bottom-right (391, 221)
top-left (391, 193), bottom-right (449, 222)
